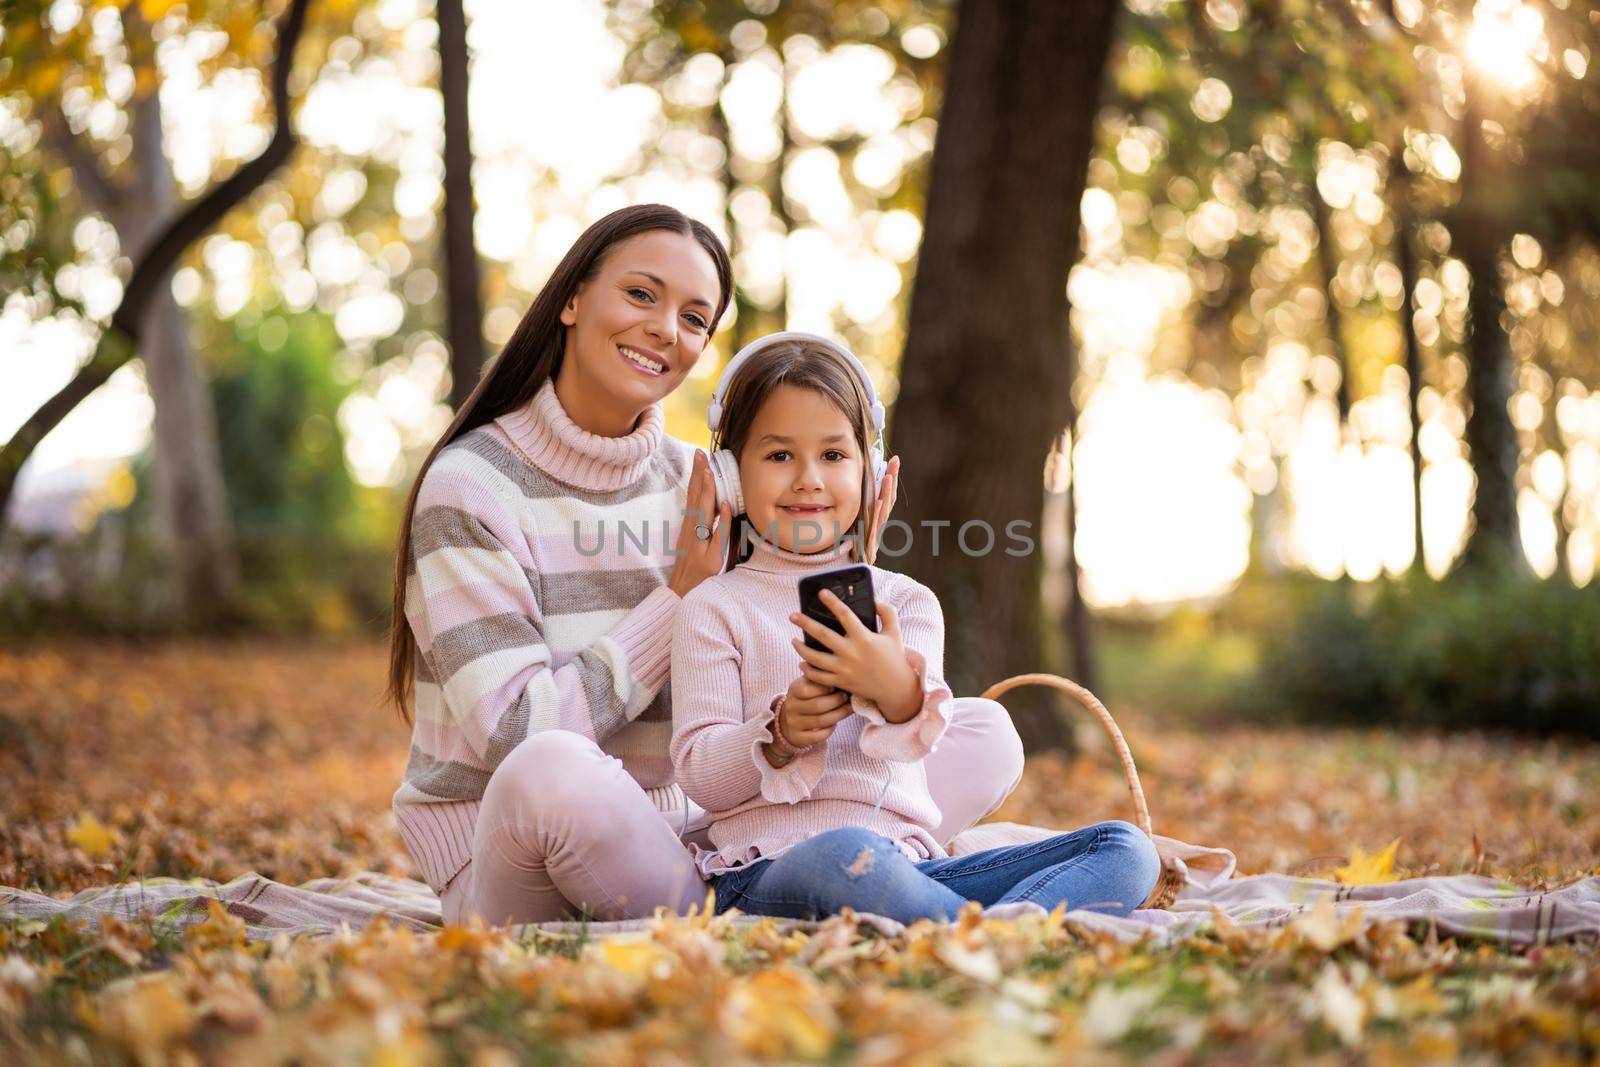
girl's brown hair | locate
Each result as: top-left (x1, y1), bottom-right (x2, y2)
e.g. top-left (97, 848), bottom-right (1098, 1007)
top-left (387, 204), bottom-right (732, 721)
top-left (708, 338), bottom-right (878, 567)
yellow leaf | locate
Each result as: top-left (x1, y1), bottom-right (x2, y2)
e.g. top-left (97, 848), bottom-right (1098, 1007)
top-left (597, 935), bottom-right (674, 980)
top-left (67, 813), bottom-right (114, 857)
top-left (1409, 1021), bottom-right (1460, 1059)
top-left (722, 966), bottom-right (838, 1059)
top-left (1334, 838), bottom-right (1401, 885)
top-left (372, 1036), bottom-right (429, 1067)
top-left (97, 973), bottom-right (196, 1051)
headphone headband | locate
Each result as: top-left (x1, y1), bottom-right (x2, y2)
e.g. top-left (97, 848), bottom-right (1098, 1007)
top-left (705, 331), bottom-right (886, 435)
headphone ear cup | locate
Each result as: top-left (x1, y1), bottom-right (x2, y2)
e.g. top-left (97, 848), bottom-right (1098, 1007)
top-left (709, 449), bottom-right (744, 516)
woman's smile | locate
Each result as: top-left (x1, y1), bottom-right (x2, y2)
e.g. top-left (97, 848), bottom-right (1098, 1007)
top-left (618, 343), bottom-right (667, 376)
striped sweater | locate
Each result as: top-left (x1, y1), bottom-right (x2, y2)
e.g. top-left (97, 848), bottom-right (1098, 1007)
top-left (392, 378), bottom-right (694, 892)
top-left (670, 536), bottom-right (955, 877)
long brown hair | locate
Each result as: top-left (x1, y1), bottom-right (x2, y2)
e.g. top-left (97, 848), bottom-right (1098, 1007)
top-left (388, 204), bottom-right (732, 721)
top-left (708, 338), bottom-right (878, 568)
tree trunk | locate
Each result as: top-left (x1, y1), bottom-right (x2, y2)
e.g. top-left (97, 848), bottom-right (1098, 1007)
top-left (438, 0), bottom-right (485, 409)
top-left (1311, 185), bottom-right (1353, 426)
top-left (0, 0), bottom-right (311, 526)
top-left (889, 0), bottom-right (1120, 753)
top-left (1061, 413), bottom-right (1097, 693)
top-left (126, 87), bottom-right (238, 615)
top-left (1388, 155), bottom-right (1428, 573)
top-left (1455, 87), bottom-right (1525, 573)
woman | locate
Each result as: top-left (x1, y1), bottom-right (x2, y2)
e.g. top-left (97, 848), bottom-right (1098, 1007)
top-left (388, 203), bottom-right (1024, 924)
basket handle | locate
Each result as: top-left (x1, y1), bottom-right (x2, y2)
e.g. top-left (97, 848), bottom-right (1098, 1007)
top-left (979, 673), bottom-right (1152, 837)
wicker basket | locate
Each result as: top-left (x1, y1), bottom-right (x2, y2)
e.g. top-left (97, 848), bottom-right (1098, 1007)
top-left (980, 673), bottom-right (1185, 910)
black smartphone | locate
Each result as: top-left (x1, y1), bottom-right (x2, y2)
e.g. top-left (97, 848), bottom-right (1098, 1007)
top-left (797, 565), bottom-right (878, 651)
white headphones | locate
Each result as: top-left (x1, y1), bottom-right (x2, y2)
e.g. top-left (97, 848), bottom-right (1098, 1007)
top-left (705, 331), bottom-right (888, 515)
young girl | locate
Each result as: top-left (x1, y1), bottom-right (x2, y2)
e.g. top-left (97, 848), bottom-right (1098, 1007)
top-left (670, 335), bottom-right (1161, 924)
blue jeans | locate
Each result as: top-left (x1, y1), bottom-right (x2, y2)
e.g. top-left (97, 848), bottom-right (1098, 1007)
top-left (712, 821), bottom-right (1161, 925)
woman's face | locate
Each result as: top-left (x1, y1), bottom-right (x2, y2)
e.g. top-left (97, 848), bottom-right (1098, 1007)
top-left (738, 384), bottom-right (865, 554)
top-left (560, 230), bottom-right (722, 417)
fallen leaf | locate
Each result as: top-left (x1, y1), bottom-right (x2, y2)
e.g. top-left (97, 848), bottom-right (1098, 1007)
top-left (597, 935), bottom-right (675, 980)
top-left (1080, 982), bottom-right (1162, 1045)
top-left (95, 972), bottom-right (195, 1055)
top-left (933, 936), bottom-right (1002, 984)
top-left (1286, 891), bottom-right (1369, 953)
top-left (1308, 962), bottom-right (1366, 1046)
top-left (66, 813), bottom-right (114, 858)
top-left (1290, 892), bottom-right (1343, 952)
top-left (1334, 838), bottom-right (1400, 885)
top-left (722, 965), bottom-right (837, 1059)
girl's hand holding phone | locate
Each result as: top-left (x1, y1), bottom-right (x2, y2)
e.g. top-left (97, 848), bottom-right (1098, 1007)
top-left (777, 676), bottom-right (851, 749)
top-left (790, 590), bottom-right (922, 723)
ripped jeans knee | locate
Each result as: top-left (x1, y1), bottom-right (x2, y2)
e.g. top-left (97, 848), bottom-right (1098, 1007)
top-left (712, 828), bottom-right (966, 924)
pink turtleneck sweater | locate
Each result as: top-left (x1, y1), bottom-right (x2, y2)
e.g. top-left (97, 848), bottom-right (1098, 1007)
top-left (670, 538), bottom-right (955, 876)
top-left (392, 379), bottom-right (695, 892)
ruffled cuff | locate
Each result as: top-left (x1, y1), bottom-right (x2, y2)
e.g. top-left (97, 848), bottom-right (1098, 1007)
top-left (851, 648), bottom-right (952, 762)
top-left (752, 698), bottom-right (827, 804)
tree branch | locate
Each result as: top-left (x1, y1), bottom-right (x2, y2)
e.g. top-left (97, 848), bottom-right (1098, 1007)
top-left (0, 0), bottom-right (313, 519)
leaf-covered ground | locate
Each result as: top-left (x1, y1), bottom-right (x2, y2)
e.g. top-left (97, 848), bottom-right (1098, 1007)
top-left (2, 640), bottom-right (1597, 1065)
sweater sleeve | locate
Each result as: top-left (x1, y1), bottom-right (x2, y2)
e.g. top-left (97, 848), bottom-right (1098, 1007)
top-left (408, 457), bottom-right (678, 770)
top-left (848, 575), bottom-right (953, 762)
top-left (670, 589), bottom-right (827, 809)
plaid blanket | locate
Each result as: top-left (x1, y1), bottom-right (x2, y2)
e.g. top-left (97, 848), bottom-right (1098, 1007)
top-left (3, 823), bottom-right (1596, 946)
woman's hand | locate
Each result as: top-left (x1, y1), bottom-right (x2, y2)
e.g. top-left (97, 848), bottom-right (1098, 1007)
top-left (777, 675), bottom-right (851, 749)
top-left (862, 455), bottom-right (900, 565)
top-left (669, 450), bottom-right (733, 598)
top-left (790, 592), bottom-right (921, 723)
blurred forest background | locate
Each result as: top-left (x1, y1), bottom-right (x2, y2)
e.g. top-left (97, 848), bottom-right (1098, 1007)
top-left (2, 0), bottom-right (1598, 747)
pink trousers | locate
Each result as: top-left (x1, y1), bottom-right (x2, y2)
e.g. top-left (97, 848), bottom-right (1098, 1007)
top-left (440, 697), bottom-right (1025, 925)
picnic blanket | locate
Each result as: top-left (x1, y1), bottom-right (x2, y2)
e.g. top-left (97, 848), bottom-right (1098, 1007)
top-left (4, 823), bottom-right (1596, 946)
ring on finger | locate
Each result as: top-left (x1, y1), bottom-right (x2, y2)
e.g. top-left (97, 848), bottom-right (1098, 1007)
top-left (694, 523), bottom-right (712, 542)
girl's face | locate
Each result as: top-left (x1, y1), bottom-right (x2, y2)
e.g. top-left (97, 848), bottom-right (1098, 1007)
top-left (559, 230), bottom-right (722, 423)
top-left (739, 384), bottom-right (865, 554)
